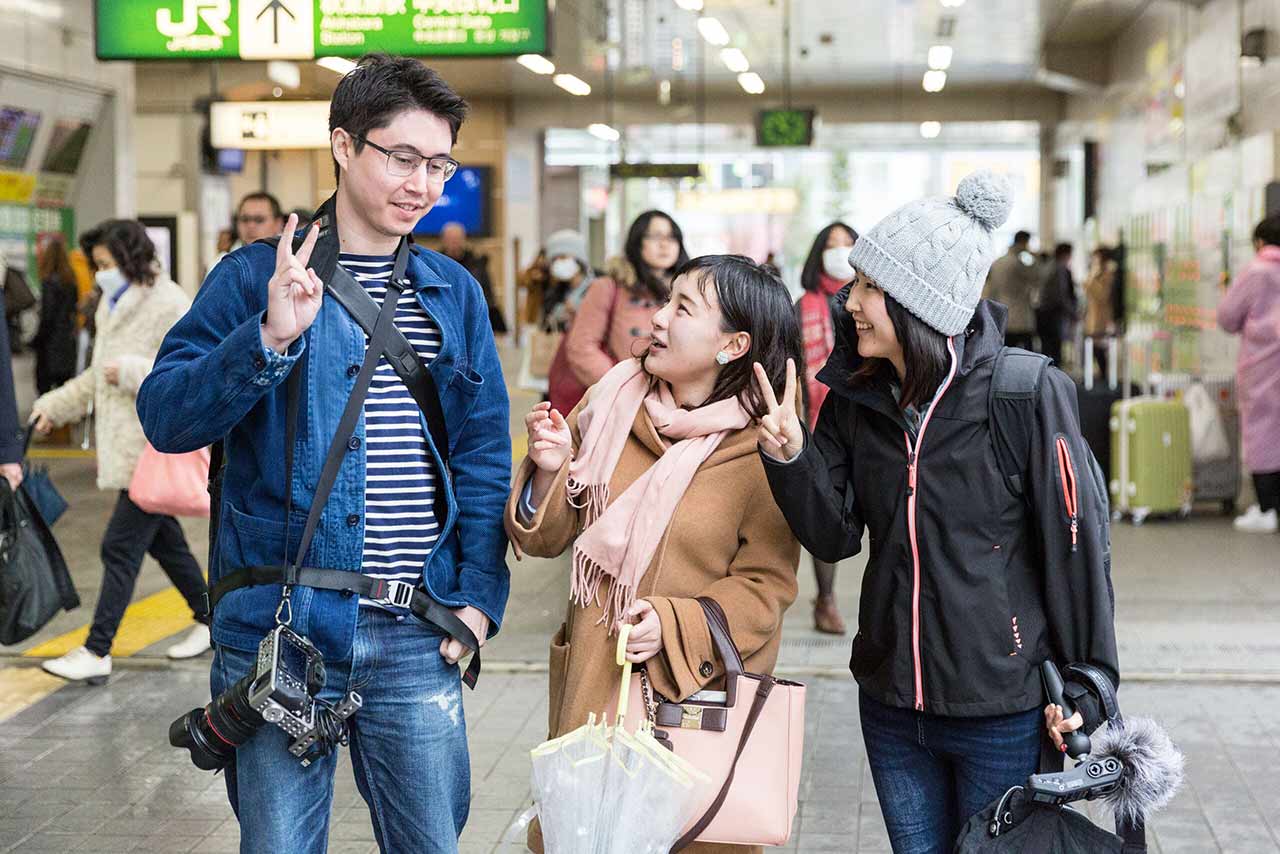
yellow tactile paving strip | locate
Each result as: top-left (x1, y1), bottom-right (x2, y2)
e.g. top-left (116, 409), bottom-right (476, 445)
top-left (0, 668), bottom-right (66, 723)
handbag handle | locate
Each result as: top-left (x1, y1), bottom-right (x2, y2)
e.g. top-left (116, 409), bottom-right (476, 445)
top-left (696, 597), bottom-right (744, 677)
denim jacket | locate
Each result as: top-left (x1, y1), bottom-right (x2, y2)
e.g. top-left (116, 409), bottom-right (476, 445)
top-left (137, 236), bottom-right (511, 660)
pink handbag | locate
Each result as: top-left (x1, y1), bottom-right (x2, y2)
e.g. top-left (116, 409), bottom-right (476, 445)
top-left (610, 597), bottom-right (806, 849)
top-left (127, 443), bottom-right (211, 518)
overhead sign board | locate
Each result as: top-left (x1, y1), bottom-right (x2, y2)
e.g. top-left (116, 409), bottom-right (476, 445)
top-left (95, 1), bottom-right (550, 61)
top-left (609, 163), bottom-right (701, 180)
top-left (210, 100), bottom-right (331, 149)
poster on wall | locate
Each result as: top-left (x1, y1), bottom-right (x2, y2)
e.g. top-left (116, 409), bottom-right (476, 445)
top-left (95, 1), bottom-right (550, 61)
top-left (0, 108), bottom-right (41, 171)
top-left (41, 120), bottom-right (93, 175)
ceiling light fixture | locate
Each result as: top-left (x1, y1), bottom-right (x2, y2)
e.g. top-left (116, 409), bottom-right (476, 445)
top-left (316, 57), bottom-right (358, 75)
top-left (720, 48), bottom-right (750, 73)
top-left (737, 72), bottom-right (766, 94)
top-left (554, 73), bottom-right (593, 96)
top-left (940, 0), bottom-right (965, 7)
top-left (588, 123), bottom-right (621, 141)
top-left (658, 79), bottom-right (672, 105)
top-left (674, 0), bottom-right (704, 9)
top-left (517, 54), bottom-right (556, 75)
top-left (697, 16), bottom-right (730, 47)
top-left (927, 45), bottom-right (953, 70)
top-left (920, 121), bottom-right (942, 138)
top-left (922, 70), bottom-right (947, 92)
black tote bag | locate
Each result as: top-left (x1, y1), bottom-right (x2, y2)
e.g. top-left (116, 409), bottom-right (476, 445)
top-left (0, 479), bottom-right (78, 645)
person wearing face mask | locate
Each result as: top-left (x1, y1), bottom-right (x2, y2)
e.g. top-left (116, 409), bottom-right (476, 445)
top-left (507, 254), bottom-right (802, 854)
top-left (755, 173), bottom-right (1118, 854)
top-left (795, 222), bottom-right (858, 635)
top-left (560, 211), bottom-right (690, 411)
top-left (31, 220), bottom-right (210, 682)
top-left (539, 229), bottom-right (593, 331)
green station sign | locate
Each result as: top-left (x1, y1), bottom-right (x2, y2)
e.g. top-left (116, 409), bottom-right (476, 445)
top-left (755, 109), bottom-right (816, 148)
top-left (95, 1), bottom-right (549, 61)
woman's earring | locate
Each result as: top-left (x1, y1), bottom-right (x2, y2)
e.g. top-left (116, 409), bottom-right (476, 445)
top-left (715, 351), bottom-right (731, 366)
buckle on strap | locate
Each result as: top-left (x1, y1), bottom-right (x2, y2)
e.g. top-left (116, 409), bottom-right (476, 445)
top-left (370, 578), bottom-right (415, 609)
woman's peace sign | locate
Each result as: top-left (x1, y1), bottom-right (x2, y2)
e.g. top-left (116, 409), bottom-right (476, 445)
top-left (261, 213), bottom-right (325, 353)
top-left (753, 358), bottom-right (804, 461)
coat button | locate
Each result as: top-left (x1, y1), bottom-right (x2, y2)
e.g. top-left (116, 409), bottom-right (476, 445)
top-left (253, 356), bottom-right (266, 370)
top-left (347, 437), bottom-right (361, 450)
top-left (346, 514), bottom-right (360, 526)
top-left (699, 662), bottom-right (714, 678)
top-left (347, 364), bottom-right (360, 378)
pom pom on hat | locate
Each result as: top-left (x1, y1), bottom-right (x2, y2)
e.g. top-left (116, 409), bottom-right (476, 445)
top-left (954, 170), bottom-right (1013, 231)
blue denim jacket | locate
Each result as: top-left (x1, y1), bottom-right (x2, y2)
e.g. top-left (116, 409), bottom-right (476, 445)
top-left (137, 239), bottom-right (511, 659)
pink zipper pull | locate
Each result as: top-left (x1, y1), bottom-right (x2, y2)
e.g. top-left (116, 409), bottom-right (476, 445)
top-left (1069, 516), bottom-right (1078, 552)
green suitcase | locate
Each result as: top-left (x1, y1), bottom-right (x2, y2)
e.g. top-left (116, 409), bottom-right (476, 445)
top-left (1109, 397), bottom-right (1193, 524)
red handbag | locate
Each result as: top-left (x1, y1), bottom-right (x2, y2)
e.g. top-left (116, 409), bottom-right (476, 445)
top-left (127, 443), bottom-right (211, 518)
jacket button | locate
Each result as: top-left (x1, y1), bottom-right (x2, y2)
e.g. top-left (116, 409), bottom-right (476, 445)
top-left (253, 356), bottom-right (266, 370)
top-left (347, 365), bottom-right (360, 378)
top-left (346, 514), bottom-right (360, 526)
top-left (699, 662), bottom-right (714, 678)
top-left (347, 437), bottom-right (361, 450)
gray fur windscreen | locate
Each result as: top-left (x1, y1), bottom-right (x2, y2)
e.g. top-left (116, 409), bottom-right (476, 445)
top-left (1092, 716), bottom-right (1186, 827)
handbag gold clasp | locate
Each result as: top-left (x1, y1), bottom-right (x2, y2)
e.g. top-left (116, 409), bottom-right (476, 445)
top-left (680, 705), bottom-right (704, 729)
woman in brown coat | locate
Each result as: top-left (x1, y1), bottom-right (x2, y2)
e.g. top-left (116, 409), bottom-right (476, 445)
top-left (506, 255), bottom-right (804, 854)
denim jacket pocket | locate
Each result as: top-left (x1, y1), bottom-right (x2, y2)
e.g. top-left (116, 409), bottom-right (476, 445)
top-left (441, 366), bottom-right (484, 453)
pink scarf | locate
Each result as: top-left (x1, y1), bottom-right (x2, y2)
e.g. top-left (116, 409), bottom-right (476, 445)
top-left (567, 359), bottom-right (750, 628)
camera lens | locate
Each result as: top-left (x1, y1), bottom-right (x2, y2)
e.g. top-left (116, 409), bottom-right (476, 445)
top-left (169, 674), bottom-right (265, 771)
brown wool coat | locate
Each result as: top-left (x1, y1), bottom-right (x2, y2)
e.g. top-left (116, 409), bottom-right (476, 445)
top-left (505, 399), bottom-right (800, 854)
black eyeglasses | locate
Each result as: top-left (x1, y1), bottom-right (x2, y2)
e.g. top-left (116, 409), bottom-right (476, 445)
top-left (354, 135), bottom-right (459, 182)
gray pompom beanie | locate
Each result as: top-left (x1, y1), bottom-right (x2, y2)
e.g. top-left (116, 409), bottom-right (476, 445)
top-left (545, 229), bottom-right (589, 267)
top-left (846, 170), bottom-right (1013, 336)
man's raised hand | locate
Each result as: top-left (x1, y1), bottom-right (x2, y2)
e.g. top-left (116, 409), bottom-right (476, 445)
top-left (261, 214), bottom-right (324, 353)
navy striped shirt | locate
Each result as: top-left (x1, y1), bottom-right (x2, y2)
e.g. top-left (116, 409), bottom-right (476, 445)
top-left (339, 253), bottom-right (442, 611)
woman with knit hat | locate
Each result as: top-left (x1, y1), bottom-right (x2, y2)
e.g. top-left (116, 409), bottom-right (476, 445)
top-left (754, 172), bottom-right (1119, 853)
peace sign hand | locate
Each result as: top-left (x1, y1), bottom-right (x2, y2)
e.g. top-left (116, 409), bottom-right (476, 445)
top-left (753, 358), bottom-right (804, 461)
top-left (261, 213), bottom-right (324, 354)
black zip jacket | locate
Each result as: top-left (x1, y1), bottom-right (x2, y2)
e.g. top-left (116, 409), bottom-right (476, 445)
top-left (762, 299), bottom-right (1118, 728)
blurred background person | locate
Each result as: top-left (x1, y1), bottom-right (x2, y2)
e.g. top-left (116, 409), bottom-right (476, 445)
top-left (232, 191), bottom-right (286, 250)
top-left (31, 220), bottom-right (210, 683)
top-left (31, 236), bottom-right (80, 396)
top-left (538, 229), bottom-right (594, 332)
top-left (1218, 214), bottom-right (1280, 535)
top-left (985, 229), bottom-right (1039, 350)
top-left (440, 221), bottom-right (506, 334)
top-left (796, 221), bottom-right (858, 635)
top-left (1083, 246), bottom-right (1118, 379)
top-left (1036, 242), bottom-right (1078, 365)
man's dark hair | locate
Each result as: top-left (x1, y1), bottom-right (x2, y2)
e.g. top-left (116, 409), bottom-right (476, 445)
top-left (852, 290), bottom-right (951, 411)
top-left (328, 53), bottom-right (469, 183)
top-left (238, 191), bottom-right (284, 220)
top-left (1254, 214), bottom-right (1280, 248)
top-left (623, 210), bottom-right (689, 301)
top-left (644, 255), bottom-right (803, 419)
top-left (1054, 242), bottom-right (1073, 260)
top-left (94, 219), bottom-right (160, 287)
top-left (800, 222), bottom-right (859, 294)
top-left (1013, 230), bottom-right (1032, 245)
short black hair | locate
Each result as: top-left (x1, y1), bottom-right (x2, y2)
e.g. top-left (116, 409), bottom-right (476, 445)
top-left (238, 192), bottom-right (283, 220)
top-left (1013, 230), bottom-right (1032, 245)
top-left (1254, 214), bottom-right (1280, 248)
top-left (94, 219), bottom-right (159, 286)
top-left (649, 254), bottom-right (803, 419)
top-left (624, 210), bottom-right (689, 301)
top-left (329, 53), bottom-right (469, 184)
top-left (79, 223), bottom-right (105, 260)
top-left (1054, 242), bottom-right (1073, 259)
top-left (800, 222), bottom-right (858, 294)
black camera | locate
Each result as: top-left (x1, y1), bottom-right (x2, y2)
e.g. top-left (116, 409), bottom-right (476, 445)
top-left (170, 625), bottom-right (361, 770)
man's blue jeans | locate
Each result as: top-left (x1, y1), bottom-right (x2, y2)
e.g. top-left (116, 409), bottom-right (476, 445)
top-left (859, 691), bottom-right (1042, 854)
top-left (212, 607), bottom-right (470, 853)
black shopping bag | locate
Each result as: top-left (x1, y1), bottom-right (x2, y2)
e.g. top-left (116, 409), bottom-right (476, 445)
top-left (0, 479), bottom-right (78, 645)
top-left (20, 428), bottom-right (67, 526)
top-left (954, 787), bottom-right (1125, 853)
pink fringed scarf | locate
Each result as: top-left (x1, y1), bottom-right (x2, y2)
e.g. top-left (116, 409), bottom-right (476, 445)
top-left (566, 359), bottom-right (750, 629)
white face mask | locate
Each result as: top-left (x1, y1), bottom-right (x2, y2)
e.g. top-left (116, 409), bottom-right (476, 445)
top-left (95, 268), bottom-right (126, 292)
top-left (821, 247), bottom-right (855, 281)
top-left (549, 257), bottom-right (580, 282)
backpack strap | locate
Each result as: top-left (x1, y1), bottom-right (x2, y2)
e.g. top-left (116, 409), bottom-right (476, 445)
top-left (988, 347), bottom-right (1051, 500)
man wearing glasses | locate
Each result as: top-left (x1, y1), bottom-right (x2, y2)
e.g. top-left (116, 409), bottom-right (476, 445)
top-left (138, 54), bottom-right (510, 852)
top-left (233, 192), bottom-right (287, 250)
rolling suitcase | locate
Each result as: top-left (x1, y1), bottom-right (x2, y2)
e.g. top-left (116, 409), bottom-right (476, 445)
top-left (1109, 398), bottom-right (1193, 525)
top-left (1148, 372), bottom-right (1240, 514)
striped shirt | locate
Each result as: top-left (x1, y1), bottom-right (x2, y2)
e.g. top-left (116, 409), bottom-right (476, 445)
top-left (339, 253), bottom-right (442, 612)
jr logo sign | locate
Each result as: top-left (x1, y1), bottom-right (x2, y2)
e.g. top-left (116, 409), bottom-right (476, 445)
top-left (156, 0), bottom-right (233, 38)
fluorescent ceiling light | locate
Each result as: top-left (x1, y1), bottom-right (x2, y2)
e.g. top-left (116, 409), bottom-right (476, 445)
top-left (697, 17), bottom-right (730, 46)
top-left (922, 70), bottom-right (947, 92)
top-left (0, 1), bottom-right (63, 21)
top-left (737, 72), bottom-right (766, 94)
top-left (588, 123), bottom-right (621, 141)
top-left (919, 121), bottom-right (942, 139)
top-left (268, 61), bottom-right (301, 89)
top-left (316, 57), bottom-right (357, 75)
top-left (940, 0), bottom-right (965, 7)
top-left (674, 0), bottom-right (704, 9)
top-left (553, 74), bottom-right (592, 96)
top-left (517, 54), bottom-right (556, 75)
top-left (720, 48), bottom-right (750, 73)
top-left (927, 45), bottom-right (953, 70)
